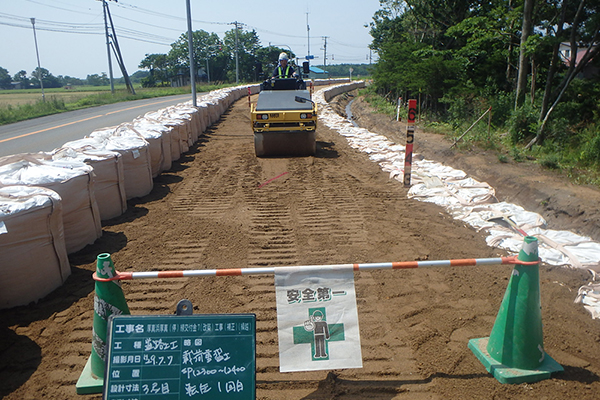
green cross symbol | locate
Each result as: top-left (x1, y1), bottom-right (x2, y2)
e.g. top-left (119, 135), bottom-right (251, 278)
top-left (292, 307), bottom-right (345, 361)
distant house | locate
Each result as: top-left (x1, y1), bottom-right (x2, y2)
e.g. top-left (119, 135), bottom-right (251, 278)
top-left (11, 82), bottom-right (22, 90)
top-left (170, 69), bottom-right (207, 87)
top-left (559, 42), bottom-right (598, 79)
top-left (308, 66), bottom-right (329, 80)
top-left (170, 72), bottom-right (190, 88)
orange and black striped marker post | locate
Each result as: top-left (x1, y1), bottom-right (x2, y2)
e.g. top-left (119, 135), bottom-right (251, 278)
top-left (404, 99), bottom-right (417, 187)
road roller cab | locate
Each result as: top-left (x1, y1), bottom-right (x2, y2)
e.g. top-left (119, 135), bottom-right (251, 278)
top-left (251, 64), bottom-right (317, 157)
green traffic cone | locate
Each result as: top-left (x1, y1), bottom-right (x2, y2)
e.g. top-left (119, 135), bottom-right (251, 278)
top-left (468, 236), bottom-right (563, 384)
top-left (76, 253), bottom-right (130, 394)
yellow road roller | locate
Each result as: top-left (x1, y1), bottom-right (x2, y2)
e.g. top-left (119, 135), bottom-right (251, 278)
top-left (251, 76), bottom-right (317, 157)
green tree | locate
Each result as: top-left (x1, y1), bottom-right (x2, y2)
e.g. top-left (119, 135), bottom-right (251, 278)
top-left (314, 64), bottom-right (372, 77)
top-left (139, 53), bottom-right (172, 87)
top-left (86, 73), bottom-right (110, 86)
top-left (0, 66), bottom-right (11, 89)
top-left (525, 0), bottom-right (600, 147)
top-left (12, 70), bottom-right (30, 88)
top-left (31, 67), bottom-right (61, 88)
top-left (222, 27), bottom-right (261, 82)
top-left (56, 75), bottom-right (85, 86)
top-left (446, 3), bottom-right (519, 92)
top-left (169, 29), bottom-right (229, 83)
top-left (255, 46), bottom-right (296, 80)
top-left (369, 0), bottom-right (600, 156)
top-left (369, 1), bottom-right (466, 110)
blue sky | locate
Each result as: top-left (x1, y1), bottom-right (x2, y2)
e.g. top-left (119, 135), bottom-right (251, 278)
top-left (0, 0), bottom-right (381, 79)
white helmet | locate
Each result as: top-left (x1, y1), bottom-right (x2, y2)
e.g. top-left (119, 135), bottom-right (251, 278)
top-left (279, 52), bottom-right (289, 61)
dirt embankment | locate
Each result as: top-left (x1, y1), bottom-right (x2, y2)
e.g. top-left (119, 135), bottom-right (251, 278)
top-left (1, 91), bottom-right (599, 400)
top-left (338, 93), bottom-right (600, 243)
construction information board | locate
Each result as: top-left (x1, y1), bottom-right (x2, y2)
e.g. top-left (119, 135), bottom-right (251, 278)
top-left (103, 314), bottom-right (256, 400)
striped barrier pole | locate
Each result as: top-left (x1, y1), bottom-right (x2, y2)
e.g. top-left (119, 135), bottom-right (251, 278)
top-left (93, 255), bottom-right (536, 282)
top-left (404, 99), bottom-right (417, 187)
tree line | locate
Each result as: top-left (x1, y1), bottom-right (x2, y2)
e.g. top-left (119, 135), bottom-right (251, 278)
top-left (0, 66), bottom-right (125, 90)
top-left (369, 0), bottom-right (600, 155)
top-left (0, 24), bottom-right (371, 92)
top-left (139, 27), bottom-right (281, 87)
top-left (138, 27), bottom-right (370, 86)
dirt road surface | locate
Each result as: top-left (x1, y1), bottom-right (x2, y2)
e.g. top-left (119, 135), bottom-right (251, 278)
top-left (1, 89), bottom-right (599, 399)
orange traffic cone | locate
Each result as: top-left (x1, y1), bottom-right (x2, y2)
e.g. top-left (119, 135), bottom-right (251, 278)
top-left (468, 236), bottom-right (563, 383)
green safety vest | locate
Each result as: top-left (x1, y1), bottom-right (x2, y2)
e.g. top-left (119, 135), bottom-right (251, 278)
top-left (278, 65), bottom-right (291, 78)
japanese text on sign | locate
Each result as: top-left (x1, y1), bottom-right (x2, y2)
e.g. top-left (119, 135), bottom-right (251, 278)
top-left (104, 314), bottom-right (256, 399)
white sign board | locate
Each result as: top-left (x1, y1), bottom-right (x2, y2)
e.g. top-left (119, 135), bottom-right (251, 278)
top-left (275, 266), bottom-right (362, 372)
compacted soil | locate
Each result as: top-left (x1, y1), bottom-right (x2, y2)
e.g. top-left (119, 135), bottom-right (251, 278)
top-left (1, 89), bottom-right (599, 400)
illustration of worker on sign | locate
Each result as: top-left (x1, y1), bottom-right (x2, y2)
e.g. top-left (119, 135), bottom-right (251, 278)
top-left (303, 310), bottom-right (330, 358)
top-left (275, 267), bottom-right (363, 372)
top-left (293, 307), bottom-right (344, 362)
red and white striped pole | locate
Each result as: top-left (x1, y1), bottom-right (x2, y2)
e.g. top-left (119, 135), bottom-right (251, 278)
top-left (92, 255), bottom-right (535, 282)
top-left (404, 99), bottom-right (417, 187)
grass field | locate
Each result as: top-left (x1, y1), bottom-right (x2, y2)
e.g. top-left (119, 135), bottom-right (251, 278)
top-left (0, 83), bottom-right (231, 125)
top-left (0, 90), bottom-right (104, 106)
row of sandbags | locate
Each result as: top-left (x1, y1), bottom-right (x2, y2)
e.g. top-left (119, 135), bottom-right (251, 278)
top-left (0, 80), bottom-right (351, 309)
top-left (0, 85), bottom-right (261, 309)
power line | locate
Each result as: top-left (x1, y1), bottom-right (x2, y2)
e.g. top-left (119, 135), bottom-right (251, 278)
top-left (24, 0), bottom-right (99, 17)
top-left (0, 12), bottom-right (102, 28)
top-left (329, 38), bottom-right (371, 49)
top-left (6, 2), bottom-right (374, 62)
top-left (111, 13), bottom-right (185, 34)
top-left (115, 1), bottom-right (229, 26)
top-left (0, 20), bottom-right (172, 46)
top-left (0, 13), bottom-right (173, 45)
top-left (0, 20), bottom-right (102, 35)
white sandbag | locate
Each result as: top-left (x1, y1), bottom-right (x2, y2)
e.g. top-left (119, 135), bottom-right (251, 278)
top-left (163, 106), bottom-right (193, 149)
top-left (145, 110), bottom-right (185, 161)
top-left (0, 185), bottom-right (70, 309)
top-left (204, 101), bottom-right (221, 125)
top-left (0, 154), bottom-right (102, 254)
top-left (133, 116), bottom-right (173, 173)
top-left (99, 132), bottom-right (154, 200)
top-left (112, 122), bottom-right (165, 178)
top-left (53, 143), bottom-right (127, 220)
top-left (194, 104), bottom-right (208, 133)
top-left (174, 104), bottom-right (201, 143)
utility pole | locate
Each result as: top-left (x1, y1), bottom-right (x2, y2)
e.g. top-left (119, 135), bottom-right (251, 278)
top-left (306, 12), bottom-right (310, 59)
top-left (206, 58), bottom-right (210, 85)
top-left (186, 0), bottom-right (197, 106)
top-left (30, 18), bottom-right (45, 102)
top-left (102, 0), bottom-right (114, 93)
top-left (234, 21), bottom-right (240, 84)
top-left (321, 36), bottom-right (329, 68)
top-left (101, 0), bottom-right (135, 94)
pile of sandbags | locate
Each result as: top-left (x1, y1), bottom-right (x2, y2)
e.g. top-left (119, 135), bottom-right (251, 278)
top-left (131, 116), bottom-right (173, 176)
top-left (0, 185), bottom-right (70, 308)
top-left (144, 109), bottom-right (189, 161)
top-left (0, 154), bottom-right (102, 254)
top-left (53, 141), bottom-right (127, 220)
top-left (0, 83), bottom-right (362, 309)
top-left (89, 125), bottom-right (154, 200)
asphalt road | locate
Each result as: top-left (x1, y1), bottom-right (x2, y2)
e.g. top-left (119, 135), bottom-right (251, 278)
top-left (0, 94), bottom-right (193, 158)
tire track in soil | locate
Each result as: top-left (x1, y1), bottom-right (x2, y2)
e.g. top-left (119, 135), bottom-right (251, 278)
top-left (167, 101), bottom-right (431, 398)
top-left (2, 93), bottom-right (503, 400)
top-left (138, 98), bottom-right (438, 398)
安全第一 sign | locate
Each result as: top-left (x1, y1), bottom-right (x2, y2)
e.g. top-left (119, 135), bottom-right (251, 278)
top-left (275, 266), bottom-right (362, 372)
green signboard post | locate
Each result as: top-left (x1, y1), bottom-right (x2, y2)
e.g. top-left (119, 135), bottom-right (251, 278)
top-left (103, 313), bottom-right (256, 399)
